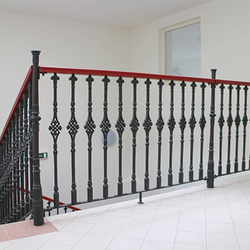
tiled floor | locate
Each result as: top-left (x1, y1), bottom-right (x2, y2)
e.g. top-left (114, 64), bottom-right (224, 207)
top-left (1, 171), bottom-right (250, 250)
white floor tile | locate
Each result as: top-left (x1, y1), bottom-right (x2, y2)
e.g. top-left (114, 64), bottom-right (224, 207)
top-left (150, 219), bottom-right (178, 231)
top-left (232, 215), bottom-right (250, 224)
top-left (206, 233), bottom-right (238, 246)
top-left (39, 242), bottom-right (74, 250)
top-left (175, 231), bottom-right (206, 245)
top-left (76, 234), bottom-right (113, 248)
top-left (174, 243), bottom-right (206, 250)
top-left (61, 221), bottom-right (94, 234)
top-left (234, 224), bottom-right (250, 235)
top-left (106, 237), bottom-right (143, 250)
top-left (206, 223), bottom-right (235, 234)
top-left (178, 221), bottom-right (206, 232)
top-left (140, 239), bottom-right (174, 250)
top-left (145, 228), bottom-right (176, 242)
top-left (206, 245), bottom-right (240, 250)
top-left (206, 214), bottom-right (232, 224)
top-left (237, 234), bottom-right (250, 247)
top-left (116, 225), bottom-right (148, 239)
top-left (48, 231), bottom-right (85, 246)
top-left (4, 238), bottom-right (44, 250)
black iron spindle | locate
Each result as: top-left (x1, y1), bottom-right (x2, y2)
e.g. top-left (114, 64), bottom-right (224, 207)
top-left (207, 69), bottom-right (216, 188)
top-left (168, 80), bottom-right (176, 186)
top-left (234, 85), bottom-right (241, 173)
top-left (218, 84), bottom-right (225, 176)
top-left (84, 75), bottom-right (96, 202)
top-left (226, 85), bottom-right (233, 174)
top-left (28, 81), bottom-right (33, 217)
top-left (23, 90), bottom-right (30, 214)
top-left (143, 79), bottom-right (152, 191)
top-left (100, 76), bottom-right (111, 199)
top-left (130, 78), bottom-right (139, 193)
top-left (115, 77), bottom-right (125, 196)
top-left (49, 73), bottom-right (62, 211)
top-left (189, 82), bottom-right (197, 182)
top-left (242, 86), bottom-right (248, 171)
top-left (12, 114), bottom-right (17, 222)
top-left (179, 81), bottom-right (186, 184)
top-left (156, 79), bottom-right (164, 188)
top-left (19, 100), bottom-right (25, 218)
top-left (199, 83), bottom-right (206, 180)
top-left (67, 74), bottom-right (79, 205)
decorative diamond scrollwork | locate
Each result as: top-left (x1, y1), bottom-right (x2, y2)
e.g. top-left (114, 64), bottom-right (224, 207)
top-left (156, 116), bottom-right (164, 133)
top-left (130, 117), bottom-right (139, 135)
top-left (189, 115), bottom-right (196, 130)
top-left (143, 116), bottom-right (152, 134)
top-left (67, 117), bottom-right (79, 139)
top-left (168, 115), bottom-right (176, 132)
top-left (179, 115), bottom-right (186, 132)
top-left (49, 117), bottom-right (62, 141)
top-left (100, 117), bottom-right (111, 137)
top-left (199, 116), bottom-right (206, 130)
top-left (115, 117), bottom-right (125, 137)
top-left (84, 117), bottom-right (96, 138)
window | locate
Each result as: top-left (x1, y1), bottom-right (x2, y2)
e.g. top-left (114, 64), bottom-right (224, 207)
top-left (163, 20), bottom-right (201, 77)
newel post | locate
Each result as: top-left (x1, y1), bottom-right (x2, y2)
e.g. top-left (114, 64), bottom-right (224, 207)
top-left (31, 50), bottom-right (44, 226)
top-left (207, 69), bottom-right (217, 188)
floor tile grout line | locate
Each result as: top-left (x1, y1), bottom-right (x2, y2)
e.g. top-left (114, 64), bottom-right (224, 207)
top-left (223, 176), bottom-right (241, 249)
top-left (172, 186), bottom-right (187, 250)
top-left (138, 193), bottom-right (166, 250)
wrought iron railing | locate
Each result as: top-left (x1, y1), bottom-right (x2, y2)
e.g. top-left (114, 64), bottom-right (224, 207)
top-left (0, 51), bottom-right (250, 226)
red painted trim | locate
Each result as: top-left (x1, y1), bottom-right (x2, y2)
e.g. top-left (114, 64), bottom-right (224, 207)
top-left (39, 66), bottom-right (215, 83)
top-left (0, 66), bottom-right (33, 144)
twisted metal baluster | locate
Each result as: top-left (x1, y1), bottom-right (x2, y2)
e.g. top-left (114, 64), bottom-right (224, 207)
top-left (179, 81), bottom-right (186, 184)
top-left (49, 73), bottom-right (62, 211)
top-left (100, 76), bottom-right (111, 199)
top-left (23, 89), bottom-right (30, 214)
top-left (115, 77), bottom-right (125, 196)
top-left (67, 74), bottom-right (79, 205)
top-left (156, 80), bottom-right (164, 188)
top-left (199, 83), bottom-right (206, 180)
top-left (227, 85), bottom-right (233, 174)
top-left (84, 75), bottom-right (95, 202)
top-left (168, 80), bottom-right (176, 186)
top-left (130, 78), bottom-right (139, 193)
top-left (143, 79), bottom-right (152, 191)
top-left (218, 84), bottom-right (225, 176)
top-left (242, 86), bottom-right (248, 171)
top-left (189, 82), bottom-right (197, 182)
top-left (234, 85), bottom-right (241, 173)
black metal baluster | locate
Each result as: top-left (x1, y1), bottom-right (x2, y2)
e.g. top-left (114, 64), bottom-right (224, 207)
top-left (19, 100), bottom-right (25, 218)
top-left (234, 85), bottom-right (241, 173)
top-left (12, 114), bottom-right (17, 222)
top-left (100, 76), bottom-right (111, 199)
top-left (226, 85), bottom-right (233, 174)
top-left (156, 80), bottom-right (164, 188)
top-left (67, 74), bottom-right (79, 205)
top-left (115, 77), bottom-right (125, 196)
top-left (23, 90), bottom-right (30, 214)
top-left (218, 84), bottom-right (225, 176)
top-left (15, 105), bottom-right (21, 221)
top-left (242, 86), bottom-right (248, 171)
top-left (207, 69), bottom-right (216, 188)
top-left (6, 129), bottom-right (11, 222)
top-left (0, 145), bottom-right (3, 223)
top-left (3, 138), bottom-right (7, 223)
top-left (168, 80), bottom-right (176, 186)
top-left (143, 79), bottom-right (152, 191)
top-left (189, 82), bottom-right (197, 182)
top-left (84, 75), bottom-right (96, 202)
top-left (49, 73), bottom-right (62, 212)
top-left (179, 81), bottom-right (186, 184)
top-left (130, 78), bottom-right (139, 193)
top-left (9, 121), bottom-right (14, 222)
top-left (199, 83), bottom-right (206, 180)
top-left (28, 81), bottom-right (33, 218)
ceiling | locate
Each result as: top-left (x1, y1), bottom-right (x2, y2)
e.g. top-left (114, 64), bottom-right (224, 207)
top-left (0, 0), bottom-right (213, 29)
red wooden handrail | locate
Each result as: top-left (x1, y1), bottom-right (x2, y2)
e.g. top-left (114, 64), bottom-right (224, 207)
top-left (0, 66), bottom-right (33, 145)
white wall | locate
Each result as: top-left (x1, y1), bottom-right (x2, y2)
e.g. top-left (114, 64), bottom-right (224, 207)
top-left (131, 0), bottom-right (250, 82)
